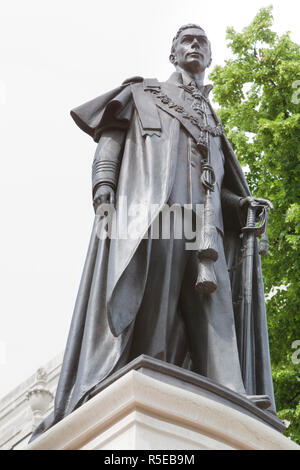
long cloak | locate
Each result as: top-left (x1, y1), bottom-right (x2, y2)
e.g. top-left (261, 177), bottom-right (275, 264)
top-left (30, 76), bottom-right (276, 440)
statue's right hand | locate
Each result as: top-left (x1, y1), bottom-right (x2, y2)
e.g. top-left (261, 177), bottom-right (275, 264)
top-left (93, 185), bottom-right (115, 213)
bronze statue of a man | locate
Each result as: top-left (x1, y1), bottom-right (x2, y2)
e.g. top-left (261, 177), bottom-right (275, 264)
top-left (31, 24), bottom-right (276, 440)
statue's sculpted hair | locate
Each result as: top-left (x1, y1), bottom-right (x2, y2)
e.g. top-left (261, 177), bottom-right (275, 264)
top-left (170, 23), bottom-right (212, 67)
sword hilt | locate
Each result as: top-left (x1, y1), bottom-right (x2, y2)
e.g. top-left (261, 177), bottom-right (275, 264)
top-left (242, 202), bottom-right (270, 256)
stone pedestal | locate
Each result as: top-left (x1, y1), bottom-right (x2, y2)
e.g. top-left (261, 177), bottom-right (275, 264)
top-left (27, 356), bottom-right (299, 450)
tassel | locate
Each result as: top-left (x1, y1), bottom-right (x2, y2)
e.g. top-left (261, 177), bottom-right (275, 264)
top-left (196, 259), bottom-right (217, 294)
top-left (259, 233), bottom-right (269, 256)
top-left (197, 193), bottom-right (219, 262)
top-left (195, 131), bottom-right (218, 294)
top-left (195, 193), bottom-right (218, 294)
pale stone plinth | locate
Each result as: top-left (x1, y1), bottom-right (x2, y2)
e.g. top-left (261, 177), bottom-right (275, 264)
top-left (26, 356), bottom-right (299, 451)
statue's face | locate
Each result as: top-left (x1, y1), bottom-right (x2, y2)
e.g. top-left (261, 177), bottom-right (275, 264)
top-left (173, 27), bottom-right (211, 73)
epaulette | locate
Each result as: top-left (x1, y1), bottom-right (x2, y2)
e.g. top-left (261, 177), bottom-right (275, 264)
top-left (122, 76), bottom-right (144, 86)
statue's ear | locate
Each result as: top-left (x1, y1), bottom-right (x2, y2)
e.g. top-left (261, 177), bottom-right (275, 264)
top-left (169, 54), bottom-right (177, 65)
top-left (207, 42), bottom-right (213, 68)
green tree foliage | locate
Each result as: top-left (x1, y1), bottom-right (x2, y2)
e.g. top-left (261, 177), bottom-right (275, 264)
top-left (209, 6), bottom-right (300, 443)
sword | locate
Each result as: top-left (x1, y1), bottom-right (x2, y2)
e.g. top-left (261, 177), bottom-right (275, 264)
top-left (241, 198), bottom-right (272, 391)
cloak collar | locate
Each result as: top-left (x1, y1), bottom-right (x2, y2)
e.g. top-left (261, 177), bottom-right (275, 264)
top-left (167, 71), bottom-right (213, 99)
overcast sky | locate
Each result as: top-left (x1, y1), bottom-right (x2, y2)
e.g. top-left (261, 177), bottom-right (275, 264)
top-left (0, 0), bottom-right (299, 400)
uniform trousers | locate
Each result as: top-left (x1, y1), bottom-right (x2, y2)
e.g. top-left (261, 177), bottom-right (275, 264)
top-left (123, 215), bottom-right (246, 394)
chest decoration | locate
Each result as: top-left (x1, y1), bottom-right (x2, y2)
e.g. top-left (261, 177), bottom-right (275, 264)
top-left (147, 84), bottom-right (224, 154)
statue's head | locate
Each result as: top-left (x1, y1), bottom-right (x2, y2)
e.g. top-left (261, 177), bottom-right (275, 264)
top-left (170, 24), bottom-right (212, 74)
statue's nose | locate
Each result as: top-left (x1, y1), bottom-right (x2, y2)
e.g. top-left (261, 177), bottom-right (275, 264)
top-left (191, 38), bottom-right (200, 48)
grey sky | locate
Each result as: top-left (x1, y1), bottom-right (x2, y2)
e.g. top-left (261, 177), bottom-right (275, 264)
top-left (0, 0), bottom-right (299, 399)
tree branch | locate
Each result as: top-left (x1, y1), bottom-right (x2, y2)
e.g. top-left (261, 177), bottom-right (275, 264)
top-left (288, 392), bottom-right (300, 405)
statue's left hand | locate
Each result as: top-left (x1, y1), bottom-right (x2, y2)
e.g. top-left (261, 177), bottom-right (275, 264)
top-left (239, 196), bottom-right (274, 211)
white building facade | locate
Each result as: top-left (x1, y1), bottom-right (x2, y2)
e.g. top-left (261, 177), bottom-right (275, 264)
top-left (0, 353), bottom-right (62, 450)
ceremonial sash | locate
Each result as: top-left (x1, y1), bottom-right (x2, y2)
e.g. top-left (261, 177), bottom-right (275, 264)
top-left (131, 79), bottom-right (224, 154)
